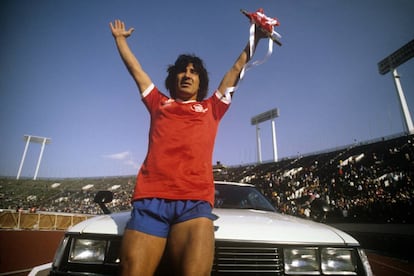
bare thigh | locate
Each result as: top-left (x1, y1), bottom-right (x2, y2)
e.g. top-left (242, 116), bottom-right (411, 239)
top-left (167, 217), bottom-right (215, 276)
top-left (120, 229), bottom-right (167, 276)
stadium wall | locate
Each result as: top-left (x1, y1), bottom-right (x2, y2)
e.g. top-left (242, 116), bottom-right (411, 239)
top-left (0, 211), bottom-right (92, 275)
top-left (0, 210), bottom-right (92, 230)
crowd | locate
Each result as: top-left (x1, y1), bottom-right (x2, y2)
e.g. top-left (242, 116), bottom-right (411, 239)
top-left (1, 134), bottom-right (413, 223)
top-left (215, 134), bottom-right (414, 223)
top-left (0, 177), bottom-right (136, 215)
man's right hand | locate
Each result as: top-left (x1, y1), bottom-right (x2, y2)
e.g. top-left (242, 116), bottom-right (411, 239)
top-left (110, 19), bottom-right (134, 39)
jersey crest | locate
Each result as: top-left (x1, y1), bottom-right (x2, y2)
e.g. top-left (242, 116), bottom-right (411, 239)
top-left (191, 103), bottom-right (208, 113)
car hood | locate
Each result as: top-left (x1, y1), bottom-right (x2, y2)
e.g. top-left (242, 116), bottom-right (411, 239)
top-left (68, 209), bottom-right (358, 246)
top-left (68, 211), bottom-right (129, 235)
top-left (213, 209), bottom-right (358, 245)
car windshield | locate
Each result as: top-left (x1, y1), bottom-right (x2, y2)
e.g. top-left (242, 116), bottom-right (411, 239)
top-left (214, 183), bottom-right (276, 212)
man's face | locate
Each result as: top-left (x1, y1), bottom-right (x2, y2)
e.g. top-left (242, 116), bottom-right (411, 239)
top-left (175, 63), bottom-right (200, 101)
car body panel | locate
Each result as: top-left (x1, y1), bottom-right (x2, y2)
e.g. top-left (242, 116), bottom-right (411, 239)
top-left (68, 212), bottom-right (128, 235)
top-left (68, 208), bottom-right (358, 246)
top-left (213, 209), bottom-right (358, 245)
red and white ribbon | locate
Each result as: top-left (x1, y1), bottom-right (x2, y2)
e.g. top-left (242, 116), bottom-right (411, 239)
top-left (224, 9), bottom-right (281, 99)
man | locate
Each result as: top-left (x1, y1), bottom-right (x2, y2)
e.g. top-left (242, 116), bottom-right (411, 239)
top-left (110, 19), bottom-right (266, 276)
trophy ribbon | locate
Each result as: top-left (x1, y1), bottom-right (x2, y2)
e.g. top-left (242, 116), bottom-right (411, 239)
top-left (224, 8), bottom-right (282, 99)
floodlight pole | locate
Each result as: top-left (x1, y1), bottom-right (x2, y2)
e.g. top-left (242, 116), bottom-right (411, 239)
top-left (16, 135), bottom-right (51, 180)
top-left (378, 39), bottom-right (414, 135)
top-left (16, 136), bottom-right (31, 180)
top-left (392, 68), bottom-right (414, 134)
top-left (251, 108), bottom-right (279, 164)
top-left (34, 137), bottom-right (48, 180)
top-left (255, 125), bottom-right (263, 163)
top-left (271, 119), bottom-right (278, 162)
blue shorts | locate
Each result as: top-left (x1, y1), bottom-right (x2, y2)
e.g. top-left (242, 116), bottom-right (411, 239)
top-left (126, 198), bottom-right (217, 238)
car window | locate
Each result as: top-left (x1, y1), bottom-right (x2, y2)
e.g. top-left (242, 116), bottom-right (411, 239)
top-left (214, 184), bottom-right (276, 212)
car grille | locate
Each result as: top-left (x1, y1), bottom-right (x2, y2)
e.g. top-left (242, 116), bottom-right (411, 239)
top-left (212, 241), bottom-right (283, 275)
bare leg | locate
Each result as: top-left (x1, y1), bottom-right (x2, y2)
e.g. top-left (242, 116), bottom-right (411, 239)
top-left (120, 229), bottom-right (167, 276)
top-left (167, 217), bottom-right (215, 276)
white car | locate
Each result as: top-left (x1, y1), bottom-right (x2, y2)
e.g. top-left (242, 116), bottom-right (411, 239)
top-left (45, 181), bottom-right (372, 275)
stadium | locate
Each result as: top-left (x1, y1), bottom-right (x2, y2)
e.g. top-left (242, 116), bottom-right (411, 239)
top-left (1, 2), bottom-right (413, 274)
top-left (1, 133), bottom-right (413, 275)
top-left (1, 133), bottom-right (413, 224)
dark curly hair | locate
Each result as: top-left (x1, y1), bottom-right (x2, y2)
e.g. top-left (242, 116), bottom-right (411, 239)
top-left (165, 54), bottom-right (209, 101)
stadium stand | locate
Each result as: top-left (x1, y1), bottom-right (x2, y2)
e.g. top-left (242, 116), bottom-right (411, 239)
top-left (0, 134), bottom-right (413, 227)
top-left (215, 133), bottom-right (414, 223)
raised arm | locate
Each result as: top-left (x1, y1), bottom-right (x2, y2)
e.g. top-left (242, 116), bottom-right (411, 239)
top-left (110, 20), bottom-right (152, 94)
top-left (217, 27), bottom-right (267, 97)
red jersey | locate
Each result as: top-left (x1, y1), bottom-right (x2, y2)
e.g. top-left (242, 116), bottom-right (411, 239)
top-left (132, 84), bottom-right (231, 206)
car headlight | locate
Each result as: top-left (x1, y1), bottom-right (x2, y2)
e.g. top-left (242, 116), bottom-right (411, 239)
top-left (321, 248), bottom-right (356, 275)
top-left (69, 239), bottom-right (107, 263)
top-left (284, 247), bottom-right (319, 274)
top-left (284, 247), bottom-right (357, 275)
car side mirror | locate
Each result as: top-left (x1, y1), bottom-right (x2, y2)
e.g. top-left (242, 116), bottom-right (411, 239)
top-left (94, 191), bottom-right (113, 214)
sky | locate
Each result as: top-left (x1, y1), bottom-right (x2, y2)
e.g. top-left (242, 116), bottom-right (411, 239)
top-left (1, 0), bottom-right (413, 178)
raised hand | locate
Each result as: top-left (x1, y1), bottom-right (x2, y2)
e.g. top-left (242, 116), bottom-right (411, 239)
top-left (110, 19), bottom-right (134, 38)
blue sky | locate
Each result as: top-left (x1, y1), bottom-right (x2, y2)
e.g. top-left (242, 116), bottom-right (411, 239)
top-left (1, 0), bottom-right (413, 178)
